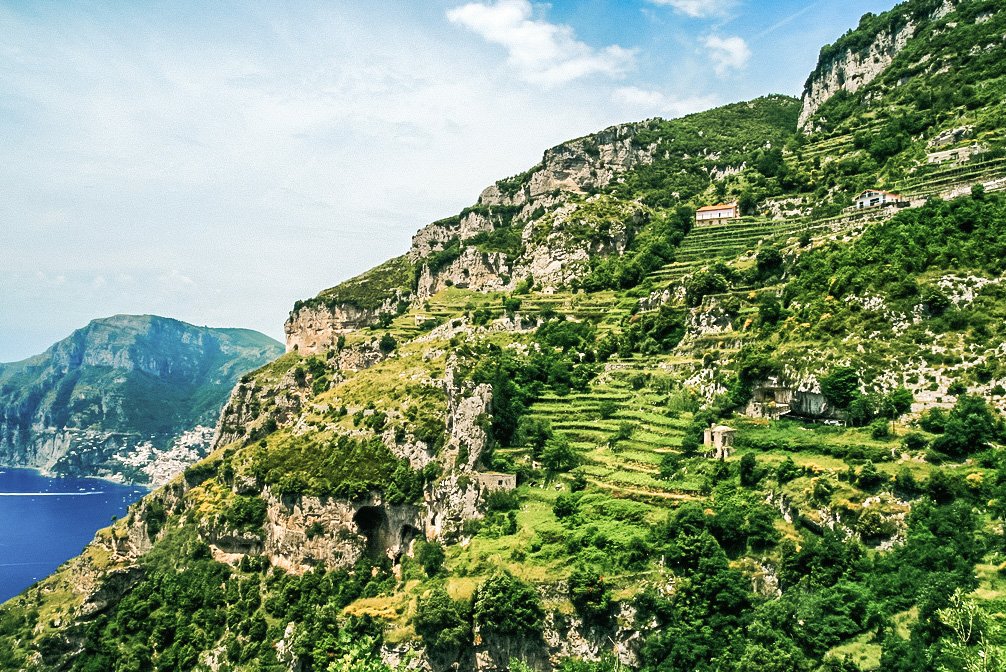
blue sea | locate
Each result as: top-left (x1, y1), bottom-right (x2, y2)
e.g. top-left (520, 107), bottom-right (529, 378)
top-left (0, 469), bottom-right (146, 603)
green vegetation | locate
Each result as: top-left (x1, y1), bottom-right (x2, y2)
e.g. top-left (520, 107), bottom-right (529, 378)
top-left (298, 255), bottom-right (414, 313)
top-left (62, 527), bottom-right (398, 672)
top-left (609, 96), bottom-right (802, 208)
top-left (0, 315), bottom-right (282, 483)
top-left (9, 3), bottom-right (1006, 670)
top-left (245, 431), bottom-right (426, 501)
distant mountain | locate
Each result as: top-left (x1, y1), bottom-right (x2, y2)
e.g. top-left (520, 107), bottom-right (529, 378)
top-left (0, 315), bottom-right (282, 485)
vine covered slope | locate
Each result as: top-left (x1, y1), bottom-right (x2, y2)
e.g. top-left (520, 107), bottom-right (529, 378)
top-left (4, 1), bottom-right (1006, 671)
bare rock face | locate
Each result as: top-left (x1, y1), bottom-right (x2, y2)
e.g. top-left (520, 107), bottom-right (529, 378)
top-left (258, 489), bottom-right (423, 573)
top-left (798, 21), bottom-right (916, 132)
top-left (284, 292), bottom-right (407, 355)
top-left (423, 356), bottom-right (494, 539)
top-left (214, 367), bottom-right (308, 450)
top-left (411, 210), bottom-right (499, 261)
top-left (479, 124), bottom-right (657, 208)
top-left (405, 124), bottom-right (656, 299)
top-left (417, 246), bottom-right (515, 300)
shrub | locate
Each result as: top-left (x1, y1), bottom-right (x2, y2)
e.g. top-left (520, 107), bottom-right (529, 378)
top-left (820, 367), bottom-right (860, 410)
top-left (305, 521), bottom-right (325, 539)
top-left (222, 496), bottom-right (267, 533)
top-left (775, 456), bottom-right (801, 483)
top-left (597, 400), bottom-right (618, 420)
top-left (379, 333), bottom-right (398, 353)
top-left (415, 587), bottom-right (471, 658)
top-left (893, 467), bottom-right (920, 499)
top-left (472, 571), bottom-right (544, 639)
top-left (659, 452), bottom-right (682, 480)
top-left (568, 566), bottom-right (613, 626)
top-left (610, 422), bottom-right (635, 447)
top-left (903, 432), bottom-right (928, 451)
top-left (486, 490), bottom-right (521, 513)
top-left (414, 540), bottom-right (446, 577)
top-left (870, 420), bottom-right (891, 440)
top-left (554, 493), bottom-right (581, 520)
top-left (542, 434), bottom-right (579, 474)
top-left (856, 461), bottom-right (887, 490)
top-left (929, 395), bottom-right (1002, 459)
top-left (516, 416), bottom-right (553, 457)
top-left (881, 387), bottom-right (914, 419)
top-left (739, 453), bottom-right (760, 487)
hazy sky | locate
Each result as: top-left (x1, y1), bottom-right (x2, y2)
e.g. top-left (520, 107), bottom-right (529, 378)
top-left (0, 0), bottom-right (894, 362)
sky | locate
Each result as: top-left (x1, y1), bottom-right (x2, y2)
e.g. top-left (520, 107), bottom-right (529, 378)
top-left (0, 0), bottom-right (896, 362)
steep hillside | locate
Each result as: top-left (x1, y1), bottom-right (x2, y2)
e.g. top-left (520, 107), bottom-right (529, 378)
top-left (793, 0), bottom-right (1006, 205)
top-left (0, 316), bottom-right (282, 485)
top-left (4, 1), bottom-right (1006, 671)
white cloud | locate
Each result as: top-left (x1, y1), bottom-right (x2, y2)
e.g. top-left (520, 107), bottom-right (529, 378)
top-left (702, 35), bottom-right (751, 76)
top-left (647, 0), bottom-right (736, 18)
top-left (612, 86), bottom-right (718, 118)
top-left (447, 0), bottom-right (635, 86)
top-left (0, 2), bottom-right (657, 361)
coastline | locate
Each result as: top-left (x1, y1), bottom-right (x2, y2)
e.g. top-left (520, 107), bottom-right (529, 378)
top-left (0, 465), bottom-right (151, 492)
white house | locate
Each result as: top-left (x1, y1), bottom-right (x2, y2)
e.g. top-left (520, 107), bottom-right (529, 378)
top-left (855, 190), bottom-right (903, 210)
top-left (703, 424), bottom-right (736, 460)
top-left (695, 202), bottom-right (740, 225)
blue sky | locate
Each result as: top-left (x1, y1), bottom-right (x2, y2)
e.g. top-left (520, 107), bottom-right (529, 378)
top-left (0, 0), bottom-right (894, 361)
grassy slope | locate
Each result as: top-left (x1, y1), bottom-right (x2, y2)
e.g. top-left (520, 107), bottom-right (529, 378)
top-left (5, 2), bottom-right (1006, 669)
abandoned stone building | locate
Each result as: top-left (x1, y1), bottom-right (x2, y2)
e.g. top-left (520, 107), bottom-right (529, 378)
top-left (476, 471), bottom-right (517, 492)
top-left (703, 424), bottom-right (736, 460)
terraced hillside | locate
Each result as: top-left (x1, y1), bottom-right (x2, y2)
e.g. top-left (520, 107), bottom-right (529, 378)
top-left (5, 1), bottom-right (1006, 671)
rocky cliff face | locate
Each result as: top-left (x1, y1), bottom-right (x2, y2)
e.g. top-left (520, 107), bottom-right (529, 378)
top-left (407, 125), bottom-right (656, 297)
top-left (798, 0), bottom-right (960, 132)
top-left (0, 315), bottom-right (282, 484)
top-left (477, 123), bottom-right (658, 209)
top-left (284, 292), bottom-right (409, 355)
top-left (798, 22), bottom-right (916, 132)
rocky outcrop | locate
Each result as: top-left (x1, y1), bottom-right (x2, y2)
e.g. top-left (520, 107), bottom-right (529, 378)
top-left (425, 357), bottom-right (494, 540)
top-left (416, 247), bottom-right (515, 300)
top-left (217, 490), bottom-right (425, 574)
top-left (405, 126), bottom-right (656, 297)
top-left (284, 292), bottom-right (407, 355)
top-left (799, 0), bottom-right (964, 132)
top-left (214, 366), bottom-right (309, 449)
top-left (411, 209), bottom-right (504, 261)
top-left (479, 124), bottom-right (658, 208)
top-left (799, 21), bottom-right (916, 131)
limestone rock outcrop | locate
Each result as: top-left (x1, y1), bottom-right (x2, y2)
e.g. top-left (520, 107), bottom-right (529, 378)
top-left (799, 22), bottom-right (916, 132)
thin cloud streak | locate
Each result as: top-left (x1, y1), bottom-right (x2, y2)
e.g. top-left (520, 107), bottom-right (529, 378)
top-left (447, 0), bottom-right (636, 85)
top-left (752, 1), bottom-right (823, 41)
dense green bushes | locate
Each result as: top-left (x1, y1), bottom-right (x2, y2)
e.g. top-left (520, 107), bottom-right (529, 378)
top-left (415, 587), bottom-right (471, 660)
top-left (66, 527), bottom-right (401, 672)
top-left (472, 571), bottom-right (544, 640)
top-left (296, 256), bottom-right (413, 313)
top-left (248, 433), bottom-right (426, 501)
top-left (221, 495), bottom-right (267, 533)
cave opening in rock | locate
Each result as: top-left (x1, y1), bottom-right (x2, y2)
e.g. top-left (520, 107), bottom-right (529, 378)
top-left (397, 524), bottom-right (422, 560)
top-left (353, 506), bottom-right (389, 558)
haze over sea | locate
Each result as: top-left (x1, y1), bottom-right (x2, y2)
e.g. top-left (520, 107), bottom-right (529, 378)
top-left (0, 469), bottom-right (145, 603)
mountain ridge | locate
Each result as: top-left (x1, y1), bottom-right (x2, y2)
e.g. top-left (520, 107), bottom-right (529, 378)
top-left (0, 315), bottom-right (283, 485)
top-left (4, 1), bottom-right (1006, 670)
